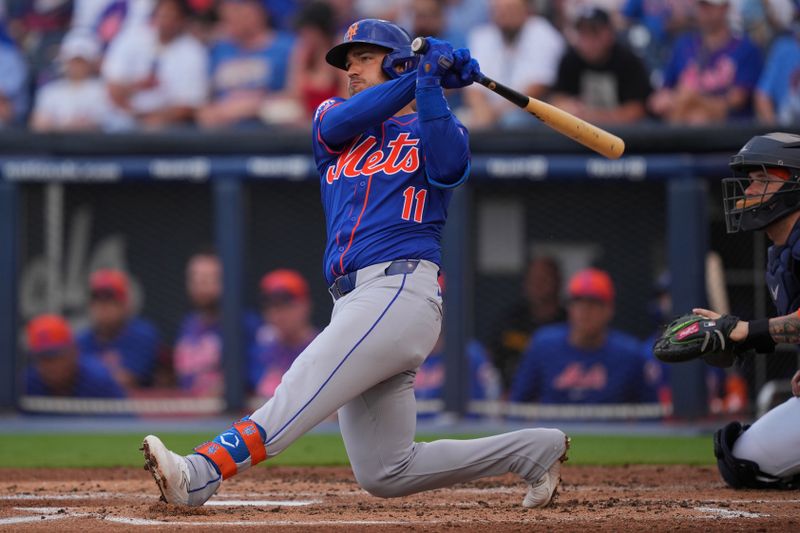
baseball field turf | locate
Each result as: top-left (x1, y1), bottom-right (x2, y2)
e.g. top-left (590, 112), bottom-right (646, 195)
top-left (0, 433), bottom-right (715, 468)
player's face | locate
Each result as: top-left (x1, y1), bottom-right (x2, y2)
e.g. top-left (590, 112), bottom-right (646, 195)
top-left (264, 298), bottom-right (311, 340)
top-left (89, 295), bottom-right (128, 332)
top-left (567, 299), bottom-right (613, 339)
top-left (187, 255), bottom-right (222, 311)
top-left (34, 348), bottom-right (78, 391)
top-left (345, 45), bottom-right (390, 96)
top-left (739, 170), bottom-right (786, 209)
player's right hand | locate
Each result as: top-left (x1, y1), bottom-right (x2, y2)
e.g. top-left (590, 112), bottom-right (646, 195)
top-left (441, 48), bottom-right (481, 89)
top-left (792, 369), bottom-right (800, 397)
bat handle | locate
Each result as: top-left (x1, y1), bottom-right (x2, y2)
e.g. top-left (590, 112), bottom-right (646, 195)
top-left (411, 36), bottom-right (452, 70)
top-left (411, 37), bottom-right (428, 54)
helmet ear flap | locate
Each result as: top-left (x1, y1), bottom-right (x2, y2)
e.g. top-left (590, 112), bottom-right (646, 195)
top-left (382, 50), bottom-right (419, 79)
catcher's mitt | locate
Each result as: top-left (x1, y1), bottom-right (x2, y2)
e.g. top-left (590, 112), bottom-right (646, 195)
top-left (653, 313), bottom-right (741, 366)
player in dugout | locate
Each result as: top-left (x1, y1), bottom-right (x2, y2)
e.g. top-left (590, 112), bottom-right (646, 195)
top-left (24, 314), bottom-right (125, 399)
top-left (510, 268), bottom-right (658, 404)
top-left (655, 132), bottom-right (800, 489)
top-left (142, 19), bottom-right (569, 509)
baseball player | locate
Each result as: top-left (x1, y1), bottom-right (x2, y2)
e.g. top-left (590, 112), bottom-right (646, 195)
top-left (654, 132), bottom-right (800, 489)
top-left (510, 268), bottom-right (658, 405)
top-left (142, 19), bottom-right (569, 508)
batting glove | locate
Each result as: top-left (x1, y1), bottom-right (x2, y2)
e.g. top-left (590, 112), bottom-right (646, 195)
top-left (441, 48), bottom-right (481, 89)
top-left (417, 37), bottom-right (454, 88)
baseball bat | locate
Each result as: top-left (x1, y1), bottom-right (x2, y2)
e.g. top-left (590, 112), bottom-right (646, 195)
top-left (411, 37), bottom-right (625, 160)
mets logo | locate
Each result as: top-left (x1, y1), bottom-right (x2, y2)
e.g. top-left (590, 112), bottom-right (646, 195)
top-left (325, 132), bottom-right (420, 184)
top-left (345, 22), bottom-right (359, 41)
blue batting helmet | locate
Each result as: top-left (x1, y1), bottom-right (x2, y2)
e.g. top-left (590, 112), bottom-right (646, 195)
top-left (325, 19), bottom-right (418, 79)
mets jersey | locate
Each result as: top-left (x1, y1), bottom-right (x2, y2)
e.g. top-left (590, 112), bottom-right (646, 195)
top-left (510, 324), bottom-right (657, 404)
top-left (312, 97), bottom-right (465, 284)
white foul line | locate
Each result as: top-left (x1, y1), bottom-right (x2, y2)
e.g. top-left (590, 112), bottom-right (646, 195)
top-left (205, 499), bottom-right (320, 507)
top-left (694, 506), bottom-right (769, 519)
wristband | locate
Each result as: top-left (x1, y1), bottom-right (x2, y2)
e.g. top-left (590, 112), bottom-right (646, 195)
top-left (741, 318), bottom-right (776, 353)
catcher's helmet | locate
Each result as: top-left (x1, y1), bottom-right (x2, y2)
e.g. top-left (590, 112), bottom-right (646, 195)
top-left (325, 19), bottom-right (418, 79)
top-left (723, 132), bottom-right (800, 233)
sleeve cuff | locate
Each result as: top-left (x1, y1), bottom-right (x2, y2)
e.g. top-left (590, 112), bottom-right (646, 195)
top-left (426, 159), bottom-right (471, 189)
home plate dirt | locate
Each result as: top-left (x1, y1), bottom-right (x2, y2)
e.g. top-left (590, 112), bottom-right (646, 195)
top-left (1, 466), bottom-right (798, 531)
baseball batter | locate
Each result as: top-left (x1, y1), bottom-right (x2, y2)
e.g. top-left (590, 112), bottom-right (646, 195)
top-left (656, 132), bottom-right (800, 489)
top-left (142, 19), bottom-right (569, 508)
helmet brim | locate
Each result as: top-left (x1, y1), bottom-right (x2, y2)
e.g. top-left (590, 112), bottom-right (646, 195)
top-left (325, 41), bottom-right (392, 71)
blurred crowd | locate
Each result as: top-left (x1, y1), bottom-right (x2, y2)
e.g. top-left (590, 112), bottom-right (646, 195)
top-left (23, 253), bottom-right (747, 417)
top-left (0, 0), bottom-right (798, 132)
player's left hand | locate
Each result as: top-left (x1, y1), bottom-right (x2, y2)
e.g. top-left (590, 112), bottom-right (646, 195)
top-left (440, 48), bottom-right (481, 89)
top-left (417, 37), bottom-right (454, 86)
top-left (792, 369), bottom-right (800, 397)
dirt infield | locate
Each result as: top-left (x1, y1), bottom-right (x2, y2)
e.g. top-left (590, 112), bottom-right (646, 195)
top-left (1, 465), bottom-right (797, 531)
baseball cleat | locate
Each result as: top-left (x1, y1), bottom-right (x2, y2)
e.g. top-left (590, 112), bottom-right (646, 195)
top-left (522, 435), bottom-right (570, 508)
top-left (142, 435), bottom-right (191, 505)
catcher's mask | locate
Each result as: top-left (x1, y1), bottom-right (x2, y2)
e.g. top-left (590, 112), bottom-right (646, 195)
top-left (723, 132), bottom-right (800, 233)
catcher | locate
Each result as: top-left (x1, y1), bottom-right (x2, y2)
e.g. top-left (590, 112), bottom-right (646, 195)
top-left (654, 132), bottom-right (800, 490)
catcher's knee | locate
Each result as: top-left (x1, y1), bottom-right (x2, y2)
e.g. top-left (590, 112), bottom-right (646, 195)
top-left (714, 421), bottom-right (799, 490)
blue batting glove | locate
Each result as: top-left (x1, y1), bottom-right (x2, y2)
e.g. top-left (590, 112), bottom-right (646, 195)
top-left (441, 48), bottom-right (481, 89)
top-left (417, 37), bottom-right (454, 88)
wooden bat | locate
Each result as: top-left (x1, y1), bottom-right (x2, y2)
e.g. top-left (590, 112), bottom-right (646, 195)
top-left (411, 37), bottom-right (625, 160)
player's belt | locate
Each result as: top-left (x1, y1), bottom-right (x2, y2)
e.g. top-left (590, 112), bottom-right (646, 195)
top-left (329, 259), bottom-right (420, 301)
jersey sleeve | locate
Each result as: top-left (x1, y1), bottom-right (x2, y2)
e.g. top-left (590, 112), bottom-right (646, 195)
top-left (415, 84), bottom-right (471, 188)
top-left (315, 72), bottom-right (417, 150)
top-left (311, 96), bottom-right (348, 161)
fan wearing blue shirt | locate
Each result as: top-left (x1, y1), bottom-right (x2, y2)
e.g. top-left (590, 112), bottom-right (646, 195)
top-left (198, 0), bottom-right (294, 128)
top-left (76, 269), bottom-right (160, 390)
top-left (25, 314), bottom-right (125, 399)
top-left (511, 268), bottom-right (657, 404)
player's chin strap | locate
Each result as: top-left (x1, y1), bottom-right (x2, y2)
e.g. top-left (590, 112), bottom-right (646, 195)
top-left (193, 416), bottom-right (267, 480)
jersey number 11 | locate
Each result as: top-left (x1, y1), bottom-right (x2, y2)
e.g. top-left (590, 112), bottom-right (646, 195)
top-left (401, 186), bottom-right (427, 223)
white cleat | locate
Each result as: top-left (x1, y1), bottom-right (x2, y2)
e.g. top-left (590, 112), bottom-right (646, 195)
top-left (142, 435), bottom-right (191, 506)
top-left (522, 435), bottom-right (570, 508)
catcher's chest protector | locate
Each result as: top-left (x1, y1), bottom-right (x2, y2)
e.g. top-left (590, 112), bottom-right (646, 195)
top-left (766, 222), bottom-right (800, 315)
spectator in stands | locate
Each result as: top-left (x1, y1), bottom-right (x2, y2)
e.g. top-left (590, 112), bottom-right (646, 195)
top-left (271, 1), bottom-right (343, 126)
top-left (72, 0), bottom-right (155, 50)
top-left (25, 314), bottom-right (125, 398)
top-left (755, 21), bottom-right (800, 125)
top-left (730, 0), bottom-right (797, 50)
top-left (465, 0), bottom-right (565, 128)
top-left (489, 257), bottom-right (566, 393)
top-left (648, 0), bottom-right (762, 124)
top-left (197, 0), bottom-right (294, 128)
top-left (405, 0), bottom-right (470, 49)
top-left (102, 0), bottom-right (208, 129)
top-left (510, 268), bottom-right (656, 404)
top-left (620, 0), bottom-right (693, 74)
top-left (3, 0), bottom-right (73, 90)
top-left (249, 269), bottom-right (318, 398)
top-left (30, 32), bottom-right (115, 132)
top-left (550, 6), bottom-right (651, 125)
top-left (76, 269), bottom-right (160, 390)
top-left (173, 249), bottom-right (260, 396)
top-left (0, 20), bottom-right (28, 127)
